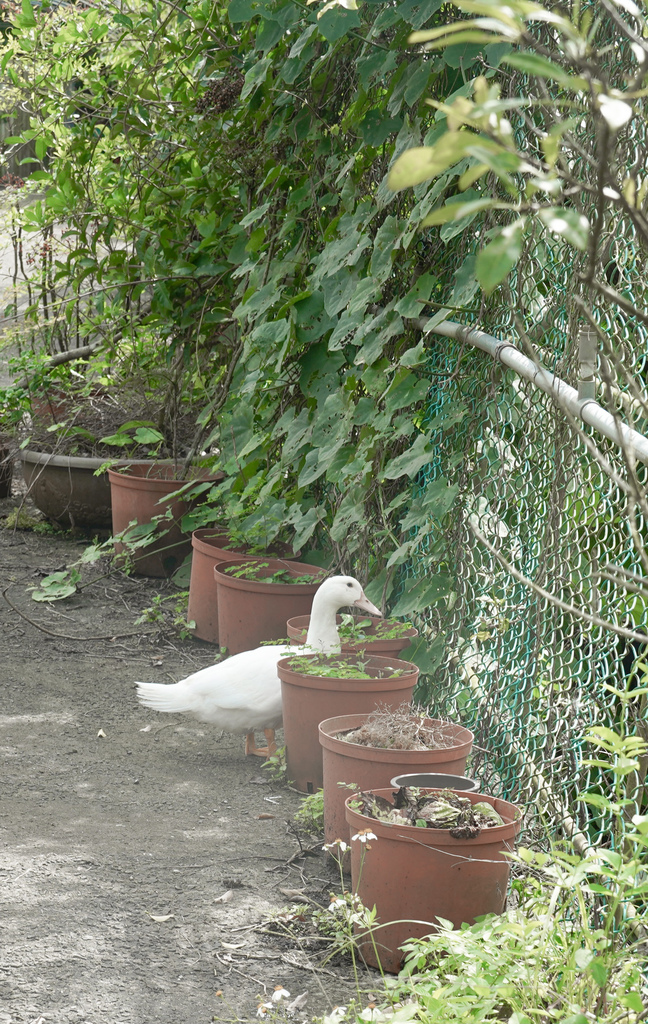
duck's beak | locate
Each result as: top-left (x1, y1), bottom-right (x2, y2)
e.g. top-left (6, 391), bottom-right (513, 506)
top-left (353, 591), bottom-right (383, 617)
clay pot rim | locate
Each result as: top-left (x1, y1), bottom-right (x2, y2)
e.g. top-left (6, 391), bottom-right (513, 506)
top-left (287, 615), bottom-right (419, 646)
top-left (192, 529), bottom-right (296, 559)
top-left (214, 557), bottom-right (326, 594)
top-left (318, 714), bottom-right (473, 764)
top-left (345, 787), bottom-right (522, 846)
top-left (19, 448), bottom-right (122, 471)
top-left (108, 464), bottom-right (224, 496)
top-left (278, 653), bottom-right (419, 690)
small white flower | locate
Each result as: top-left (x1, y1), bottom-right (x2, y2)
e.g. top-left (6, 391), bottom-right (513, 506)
top-left (323, 1008), bottom-right (347, 1024)
top-left (322, 839), bottom-right (348, 853)
top-left (351, 830), bottom-right (377, 843)
top-left (271, 986), bottom-right (291, 1003)
top-left (359, 1004), bottom-right (385, 1021)
top-left (257, 1003), bottom-right (272, 1017)
top-left (327, 896), bottom-right (347, 912)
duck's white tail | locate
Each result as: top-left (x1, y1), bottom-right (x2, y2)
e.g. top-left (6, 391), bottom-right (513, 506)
top-left (136, 681), bottom-right (194, 714)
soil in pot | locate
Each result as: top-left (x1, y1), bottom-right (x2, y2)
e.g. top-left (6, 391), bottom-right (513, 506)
top-left (345, 786), bottom-right (522, 973)
top-left (278, 655), bottom-right (419, 794)
top-left (187, 530), bottom-right (298, 644)
top-left (319, 705), bottom-right (474, 861)
top-left (287, 614), bottom-right (418, 661)
top-left (214, 557), bottom-right (327, 655)
top-left (109, 462), bottom-right (225, 578)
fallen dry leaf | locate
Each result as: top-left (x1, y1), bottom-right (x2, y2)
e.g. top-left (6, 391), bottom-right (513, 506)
top-left (148, 913), bottom-right (175, 922)
top-left (221, 940), bottom-right (246, 950)
top-left (257, 813), bottom-right (275, 819)
top-left (139, 725), bottom-right (152, 733)
top-left (97, 729), bottom-right (106, 738)
top-left (279, 888), bottom-right (306, 899)
top-left (214, 890), bottom-right (233, 903)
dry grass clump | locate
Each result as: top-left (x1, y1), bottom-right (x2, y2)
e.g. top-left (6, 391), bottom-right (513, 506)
top-left (340, 704), bottom-right (460, 750)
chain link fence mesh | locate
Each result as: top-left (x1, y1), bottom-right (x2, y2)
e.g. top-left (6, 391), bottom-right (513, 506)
top-left (411, 231), bottom-right (648, 848)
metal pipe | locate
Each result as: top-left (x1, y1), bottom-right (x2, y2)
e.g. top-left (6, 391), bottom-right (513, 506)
top-left (418, 318), bottom-right (648, 464)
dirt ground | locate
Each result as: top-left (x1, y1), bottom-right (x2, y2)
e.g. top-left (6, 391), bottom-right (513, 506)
top-left (0, 486), bottom-right (370, 1024)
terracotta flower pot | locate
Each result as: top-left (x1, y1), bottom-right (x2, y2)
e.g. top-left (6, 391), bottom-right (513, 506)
top-left (30, 387), bottom-right (77, 426)
top-left (187, 530), bottom-right (298, 643)
top-left (319, 714), bottom-right (474, 857)
top-left (278, 655), bottom-right (419, 794)
top-left (287, 615), bottom-right (418, 661)
top-left (214, 557), bottom-right (327, 655)
top-left (108, 462), bottom-right (224, 577)
top-left (19, 449), bottom-right (113, 528)
top-left (345, 787), bottom-right (522, 974)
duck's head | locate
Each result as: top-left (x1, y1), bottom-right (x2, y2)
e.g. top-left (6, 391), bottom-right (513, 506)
top-left (316, 575), bottom-right (382, 617)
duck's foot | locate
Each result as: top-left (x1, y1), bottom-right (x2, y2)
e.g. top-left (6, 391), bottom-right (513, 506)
top-left (245, 729), bottom-right (277, 757)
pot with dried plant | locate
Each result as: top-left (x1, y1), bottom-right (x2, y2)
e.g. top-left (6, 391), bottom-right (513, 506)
top-left (344, 786), bottom-right (522, 973)
top-left (318, 706), bottom-right (474, 860)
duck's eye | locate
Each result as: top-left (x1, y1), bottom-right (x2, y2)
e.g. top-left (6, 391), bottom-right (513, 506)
top-left (347, 582), bottom-right (353, 587)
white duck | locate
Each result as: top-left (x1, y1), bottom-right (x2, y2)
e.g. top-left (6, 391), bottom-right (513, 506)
top-left (135, 575), bottom-right (381, 756)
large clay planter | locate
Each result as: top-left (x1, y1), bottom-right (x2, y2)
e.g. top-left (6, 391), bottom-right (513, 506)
top-left (345, 787), bottom-right (522, 973)
top-left (319, 714), bottom-right (474, 858)
top-left (109, 462), bottom-right (224, 577)
top-left (0, 439), bottom-right (13, 499)
top-left (187, 530), bottom-right (297, 643)
top-left (19, 449), bottom-right (113, 528)
top-left (214, 557), bottom-right (326, 655)
top-left (277, 655), bottom-right (419, 794)
top-left (288, 615), bottom-right (418, 661)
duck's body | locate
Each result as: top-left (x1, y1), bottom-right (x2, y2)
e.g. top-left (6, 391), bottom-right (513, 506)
top-left (135, 575), bottom-right (381, 755)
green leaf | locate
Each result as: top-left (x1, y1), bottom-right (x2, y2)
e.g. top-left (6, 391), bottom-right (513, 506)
top-left (317, 6), bottom-right (361, 42)
top-left (20, 0), bottom-right (36, 26)
top-left (99, 432), bottom-right (131, 446)
top-left (476, 217), bottom-right (526, 293)
top-left (228, 0), bottom-right (254, 22)
top-left (399, 341), bottom-right (427, 367)
top-left (409, 21), bottom-right (492, 45)
top-left (360, 110), bottom-right (403, 148)
top-left (503, 52), bottom-right (588, 91)
top-left (400, 633), bottom-right (447, 674)
top-left (382, 432), bottom-right (433, 480)
top-left (588, 959), bottom-right (609, 987)
top-left (422, 195), bottom-right (493, 229)
top-left (574, 948), bottom-right (595, 970)
top-left (538, 207), bottom-right (589, 249)
top-left (451, 252), bottom-right (479, 307)
top-left (619, 991), bottom-right (644, 1013)
top-left (444, 41), bottom-right (484, 69)
top-left (241, 57), bottom-right (272, 100)
top-left (388, 134), bottom-right (472, 191)
top-left (390, 574), bottom-right (454, 616)
top-left (133, 427), bottom-right (165, 445)
top-left (403, 61), bottom-right (432, 107)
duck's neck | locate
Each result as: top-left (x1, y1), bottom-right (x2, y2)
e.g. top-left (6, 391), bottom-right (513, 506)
top-left (304, 593), bottom-right (342, 653)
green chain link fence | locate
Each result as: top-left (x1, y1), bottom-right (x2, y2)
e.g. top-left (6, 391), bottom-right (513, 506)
top-left (409, 238), bottom-right (648, 849)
